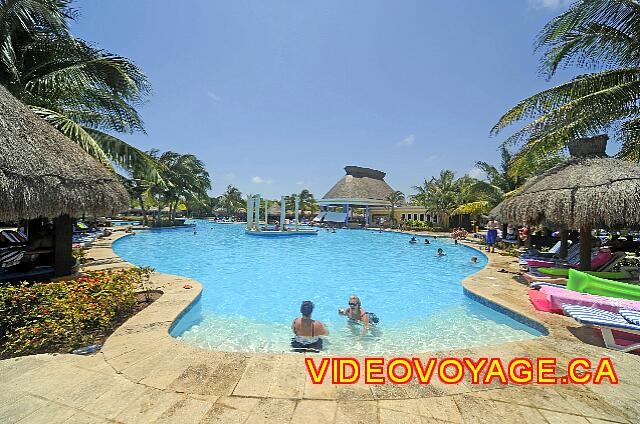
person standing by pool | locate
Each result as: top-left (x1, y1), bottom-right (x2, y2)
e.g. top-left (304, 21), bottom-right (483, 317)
top-left (486, 218), bottom-right (499, 253)
top-left (338, 295), bottom-right (370, 336)
top-left (291, 301), bottom-right (328, 353)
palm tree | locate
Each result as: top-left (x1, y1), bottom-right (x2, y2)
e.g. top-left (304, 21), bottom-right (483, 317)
top-left (0, 0), bottom-right (159, 180)
top-left (146, 150), bottom-right (211, 224)
top-left (412, 170), bottom-right (466, 228)
top-left (219, 185), bottom-right (244, 217)
top-left (492, 0), bottom-right (640, 171)
top-left (298, 189), bottom-right (318, 215)
top-left (385, 191), bottom-right (405, 225)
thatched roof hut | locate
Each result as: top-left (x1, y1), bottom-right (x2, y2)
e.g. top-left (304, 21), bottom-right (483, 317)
top-left (0, 84), bottom-right (129, 277)
top-left (498, 135), bottom-right (640, 270)
top-left (322, 166), bottom-right (395, 202)
top-left (0, 84), bottom-right (129, 221)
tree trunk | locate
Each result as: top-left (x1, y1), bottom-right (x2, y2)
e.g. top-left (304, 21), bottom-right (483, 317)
top-left (138, 196), bottom-right (147, 226)
top-left (579, 224), bottom-right (593, 271)
top-left (559, 228), bottom-right (569, 259)
top-left (53, 214), bottom-right (74, 277)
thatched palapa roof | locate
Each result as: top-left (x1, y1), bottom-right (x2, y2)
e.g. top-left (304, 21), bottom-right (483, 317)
top-left (499, 135), bottom-right (640, 229)
top-left (323, 166), bottom-right (395, 201)
top-left (0, 84), bottom-right (130, 221)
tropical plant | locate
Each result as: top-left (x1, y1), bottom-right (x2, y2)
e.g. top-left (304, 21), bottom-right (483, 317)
top-left (385, 190), bottom-right (405, 225)
top-left (412, 170), bottom-right (476, 228)
top-left (146, 150), bottom-right (211, 224)
top-left (286, 189), bottom-right (318, 215)
top-left (0, 0), bottom-right (159, 179)
top-left (219, 185), bottom-right (244, 217)
top-left (492, 0), bottom-right (640, 171)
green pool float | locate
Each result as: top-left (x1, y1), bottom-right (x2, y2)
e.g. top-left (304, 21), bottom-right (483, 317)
top-left (538, 267), bottom-right (626, 280)
top-left (567, 269), bottom-right (640, 301)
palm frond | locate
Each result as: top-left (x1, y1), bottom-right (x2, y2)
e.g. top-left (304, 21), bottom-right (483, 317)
top-left (536, 0), bottom-right (640, 76)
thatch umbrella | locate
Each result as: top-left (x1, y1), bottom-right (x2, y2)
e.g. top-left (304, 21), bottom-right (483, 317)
top-left (0, 84), bottom-right (129, 275)
top-left (498, 135), bottom-right (640, 270)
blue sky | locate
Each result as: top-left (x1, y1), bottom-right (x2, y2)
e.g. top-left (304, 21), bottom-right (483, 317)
top-left (72, 0), bottom-right (575, 199)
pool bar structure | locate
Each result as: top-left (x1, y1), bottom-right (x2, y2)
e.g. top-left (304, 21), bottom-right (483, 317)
top-left (245, 194), bottom-right (318, 236)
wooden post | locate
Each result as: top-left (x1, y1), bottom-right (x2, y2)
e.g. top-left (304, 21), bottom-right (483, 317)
top-left (559, 229), bottom-right (569, 259)
top-left (579, 224), bottom-right (592, 271)
top-left (53, 214), bottom-right (74, 276)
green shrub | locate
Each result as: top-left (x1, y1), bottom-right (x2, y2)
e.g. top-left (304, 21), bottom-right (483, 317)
top-left (0, 267), bottom-right (152, 358)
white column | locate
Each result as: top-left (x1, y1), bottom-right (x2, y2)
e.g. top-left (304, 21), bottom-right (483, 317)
top-left (280, 196), bottom-right (286, 231)
top-left (255, 194), bottom-right (260, 231)
top-left (294, 195), bottom-right (300, 230)
top-left (246, 195), bottom-right (253, 230)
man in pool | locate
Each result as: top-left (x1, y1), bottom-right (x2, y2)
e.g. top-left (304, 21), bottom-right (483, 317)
top-left (338, 295), bottom-right (370, 336)
top-left (291, 300), bottom-right (328, 353)
top-left (437, 248), bottom-right (446, 256)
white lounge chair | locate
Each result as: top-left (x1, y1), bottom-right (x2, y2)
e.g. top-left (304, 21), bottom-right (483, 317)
top-left (562, 304), bottom-right (640, 352)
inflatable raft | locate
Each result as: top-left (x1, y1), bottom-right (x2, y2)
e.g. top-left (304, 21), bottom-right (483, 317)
top-left (567, 269), bottom-right (640, 301)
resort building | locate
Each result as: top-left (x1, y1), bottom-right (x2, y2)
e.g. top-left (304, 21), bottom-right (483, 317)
top-left (317, 166), bottom-right (437, 226)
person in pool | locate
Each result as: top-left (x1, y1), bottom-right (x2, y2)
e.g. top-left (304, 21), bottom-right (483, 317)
top-left (291, 301), bottom-right (328, 353)
top-left (338, 295), bottom-right (370, 336)
top-left (409, 236), bottom-right (417, 244)
top-left (471, 256), bottom-right (478, 264)
top-left (424, 238), bottom-right (430, 245)
top-left (437, 248), bottom-right (446, 256)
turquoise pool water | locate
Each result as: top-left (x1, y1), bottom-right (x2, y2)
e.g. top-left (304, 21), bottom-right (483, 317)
top-left (114, 221), bottom-right (542, 354)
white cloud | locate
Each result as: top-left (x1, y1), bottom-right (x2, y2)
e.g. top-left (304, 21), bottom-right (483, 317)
top-left (207, 90), bottom-right (221, 102)
top-left (252, 176), bottom-right (272, 184)
top-left (223, 172), bottom-right (235, 181)
top-left (397, 134), bottom-right (416, 147)
top-left (528, 0), bottom-right (571, 9)
top-left (467, 168), bottom-right (484, 179)
top-left (425, 154), bottom-right (440, 163)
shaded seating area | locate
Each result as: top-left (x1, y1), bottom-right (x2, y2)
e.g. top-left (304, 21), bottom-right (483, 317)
top-left (0, 84), bottom-right (129, 282)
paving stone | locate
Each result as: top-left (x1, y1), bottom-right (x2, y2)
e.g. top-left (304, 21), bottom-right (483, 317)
top-left (244, 398), bottom-right (296, 424)
top-left (17, 402), bottom-right (77, 423)
top-left (216, 396), bottom-right (260, 412)
top-left (154, 395), bottom-right (213, 423)
top-left (453, 394), bottom-right (547, 424)
top-left (200, 403), bottom-right (249, 424)
top-left (114, 387), bottom-right (182, 424)
top-left (539, 409), bottom-right (592, 424)
top-left (379, 408), bottom-right (422, 424)
top-left (334, 400), bottom-right (378, 424)
top-left (415, 396), bottom-right (463, 423)
top-left (291, 399), bottom-right (337, 424)
top-left (0, 393), bottom-right (48, 424)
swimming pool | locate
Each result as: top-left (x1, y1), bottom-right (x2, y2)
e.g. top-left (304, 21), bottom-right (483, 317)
top-left (114, 221), bottom-right (543, 354)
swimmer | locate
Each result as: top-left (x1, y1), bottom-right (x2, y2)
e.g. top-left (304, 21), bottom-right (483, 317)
top-left (291, 301), bottom-right (328, 353)
top-left (436, 248), bottom-right (446, 256)
top-left (409, 236), bottom-right (417, 244)
top-left (338, 295), bottom-right (369, 336)
top-left (332, 228), bottom-right (336, 233)
top-left (424, 238), bottom-right (430, 245)
top-left (471, 256), bottom-right (478, 264)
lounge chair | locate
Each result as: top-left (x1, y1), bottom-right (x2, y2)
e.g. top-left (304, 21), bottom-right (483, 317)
top-left (520, 243), bottom-right (580, 266)
top-left (0, 247), bottom-right (24, 268)
top-left (561, 304), bottom-right (640, 352)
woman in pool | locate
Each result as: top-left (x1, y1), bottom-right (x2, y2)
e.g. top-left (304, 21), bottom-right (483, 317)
top-left (437, 248), bottom-right (446, 256)
top-left (409, 236), bottom-right (417, 244)
top-left (291, 300), bottom-right (328, 353)
top-left (424, 238), bottom-right (430, 245)
top-left (338, 295), bottom-right (370, 336)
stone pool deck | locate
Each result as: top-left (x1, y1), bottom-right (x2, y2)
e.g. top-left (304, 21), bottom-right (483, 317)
top-left (1, 231), bottom-right (639, 423)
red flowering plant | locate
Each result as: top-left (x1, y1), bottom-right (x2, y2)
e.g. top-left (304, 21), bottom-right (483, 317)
top-left (0, 267), bottom-right (153, 358)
